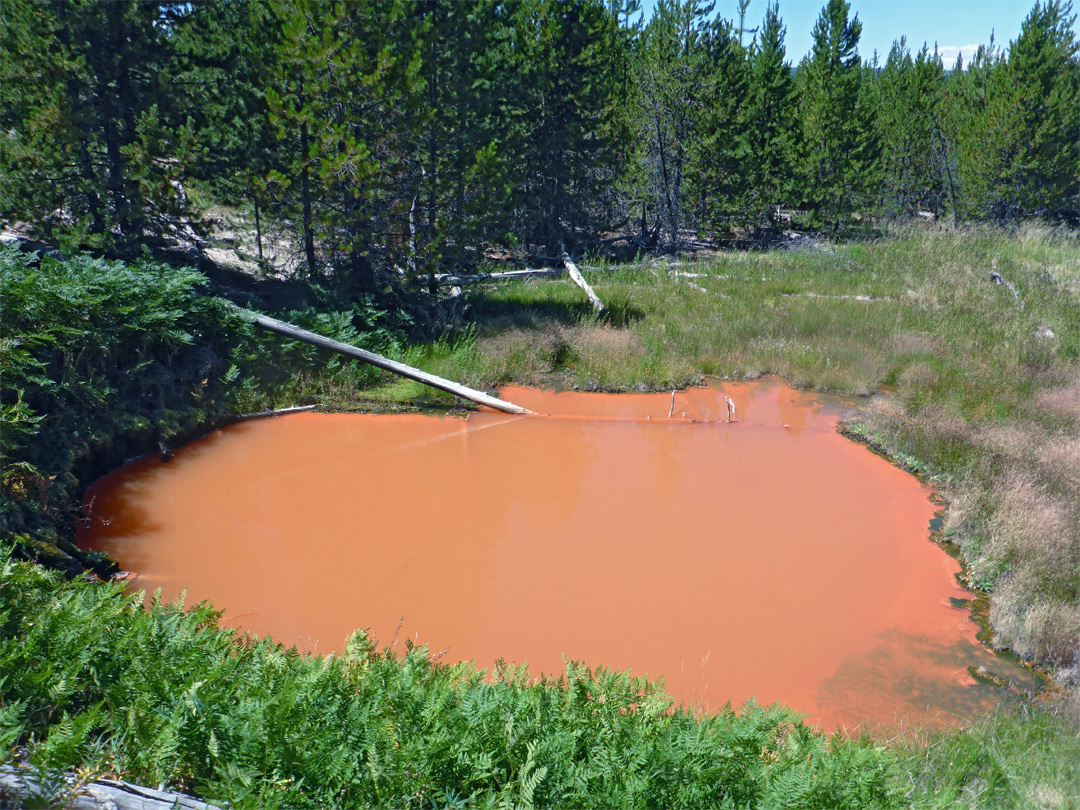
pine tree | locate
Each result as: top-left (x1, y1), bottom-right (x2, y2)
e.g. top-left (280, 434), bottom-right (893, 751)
top-left (634, 0), bottom-right (717, 246)
top-left (872, 38), bottom-right (946, 220)
top-left (0, 1), bottom-right (196, 254)
top-left (693, 16), bottom-right (750, 232)
top-left (741, 1), bottom-right (794, 229)
top-left (510, 0), bottom-right (622, 251)
top-left (169, 0), bottom-right (283, 255)
top-left (793, 0), bottom-right (868, 230)
top-left (265, 0), bottom-right (424, 282)
top-left (1003, 0), bottom-right (1079, 216)
top-left (412, 0), bottom-right (518, 284)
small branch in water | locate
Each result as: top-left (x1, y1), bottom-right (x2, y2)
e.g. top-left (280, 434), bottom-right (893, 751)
top-left (230, 405), bottom-right (318, 424)
top-left (669, 390), bottom-right (676, 418)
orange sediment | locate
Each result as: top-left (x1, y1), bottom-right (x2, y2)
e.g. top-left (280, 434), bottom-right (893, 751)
top-left (79, 377), bottom-right (1032, 731)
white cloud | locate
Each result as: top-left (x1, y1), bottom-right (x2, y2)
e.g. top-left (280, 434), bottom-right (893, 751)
top-left (936, 44), bottom-right (983, 68)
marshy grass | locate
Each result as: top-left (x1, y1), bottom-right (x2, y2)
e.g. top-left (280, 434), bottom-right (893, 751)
top-left (900, 695), bottom-right (1080, 810)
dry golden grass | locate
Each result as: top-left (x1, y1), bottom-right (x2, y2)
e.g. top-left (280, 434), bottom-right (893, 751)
top-left (1035, 381), bottom-right (1080, 422)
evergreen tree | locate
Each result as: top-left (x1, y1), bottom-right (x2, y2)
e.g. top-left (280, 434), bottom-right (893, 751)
top-left (1003, 0), bottom-right (1079, 215)
top-left (944, 4), bottom-right (1078, 222)
top-left (635, 0), bottom-right (717, 245)
top-left (169, 0), bottom-right (283, 255)
top-left (741, 1), bottom-right (794, 229)
top-left (0, 1), bottom-right (197, 254)
top-left (265, 0), bottom-right (424, 281)
top-left (794, 0), bottom-right (870, 230)
top-left (871, 39), bottom-right (947, 220)
top-left (693, 16), bottom-right (750, 232)
top-left (510, 0), bottom-right (622, 250)
top-left (413, 0), bottom-right (516, 283)
top-left (943, 34), bottom-right (1013, 220)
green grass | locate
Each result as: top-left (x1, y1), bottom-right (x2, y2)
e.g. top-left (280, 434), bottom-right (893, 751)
top-left (901, 697), bottom-right (1080, 809)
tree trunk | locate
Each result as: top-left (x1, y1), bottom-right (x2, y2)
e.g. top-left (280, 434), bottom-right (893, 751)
top-left (235, 306), bottom-right (533, 415)
top-left (560, 245), bottom-right (605, 312)
top-left (300, 120), bottom-right (317, 274)
top-left (0, 768), bottom-right (221, 810)
top-left (253, 196), bottom-right (263, 261)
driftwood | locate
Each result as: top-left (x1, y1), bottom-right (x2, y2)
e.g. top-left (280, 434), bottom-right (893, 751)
top-left (0, 768), bottom-right (221, 810)
top-left (233, 306), bottom-right (532, 415)
top-left (559, 244), bottom-right (605, 312)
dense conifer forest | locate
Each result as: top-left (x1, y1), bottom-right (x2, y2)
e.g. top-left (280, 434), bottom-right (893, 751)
top-left (2, 0), bottom-right (1077, 270)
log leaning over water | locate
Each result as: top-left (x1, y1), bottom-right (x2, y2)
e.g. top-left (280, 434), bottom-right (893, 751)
top-left (0, 768), bottom-right (221, 810)
top-left (232, 306), bottom-right (533, 415)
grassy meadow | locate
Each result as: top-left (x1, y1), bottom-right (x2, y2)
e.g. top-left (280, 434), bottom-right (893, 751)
top-left (2, 226), bottom-right (1079, 808)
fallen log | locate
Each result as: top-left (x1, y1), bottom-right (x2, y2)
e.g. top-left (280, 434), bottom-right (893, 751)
top-left (990, 258), bottom-right (1022, 306)
top-left (560, 244), bottom-right (605, 313)
top-left (0, 768), bottom-right (221, 810)
top-left (593, 233), bottom-right (635, 246)
top-left (231, 306), bottom-right (532, 415)
top-left (230, 404), bottom-right (319, 422)
top-left (424, 267), bottom-right (564, 287)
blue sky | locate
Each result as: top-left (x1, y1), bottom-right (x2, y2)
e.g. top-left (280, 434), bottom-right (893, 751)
top-left (640, 1), bottom-right (1038, 67)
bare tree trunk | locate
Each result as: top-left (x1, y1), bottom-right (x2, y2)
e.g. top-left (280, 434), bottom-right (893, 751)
top-left (560, 244), bottom-right (605, 313)
top-left (0, 768), bottom-right (221, 810)
top-left (235, 306), bottom-right (533, 415)
top-left (300, 121), bottom-right (316, 274)
top-left (253, 197), bottom-right (263, 261)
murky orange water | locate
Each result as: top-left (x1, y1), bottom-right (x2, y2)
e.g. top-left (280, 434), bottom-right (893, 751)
top-left (79, 378), bottom-right (1033, 731)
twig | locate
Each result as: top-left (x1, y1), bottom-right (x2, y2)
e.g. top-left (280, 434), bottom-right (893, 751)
top-left (989, 260), bottom-right (1021, 306)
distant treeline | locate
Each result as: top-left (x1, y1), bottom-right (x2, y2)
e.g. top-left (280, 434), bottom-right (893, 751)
top-left (1, 0), bottom-right (1077, 276)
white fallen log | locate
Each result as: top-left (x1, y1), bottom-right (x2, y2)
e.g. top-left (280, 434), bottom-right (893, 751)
top-left (232, 306), bottom-right (532, 415)
top-left (990, 259), bottom-right (1022, 306)
top-left (424, 267), bottom-right (565, 287)
top-left (559, 244), bottom-right (605, 313)
top-left (0, 768), bottom-right (221, 810)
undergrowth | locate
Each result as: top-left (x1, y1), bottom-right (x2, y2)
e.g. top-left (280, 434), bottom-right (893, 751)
top-left (0, 247), bottom-right (409, 573)
top-left (0, 551), bottom-right (899, 809)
